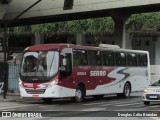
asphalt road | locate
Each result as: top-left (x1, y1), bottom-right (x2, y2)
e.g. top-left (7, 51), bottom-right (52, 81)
top-left (0, 92), bottom-right (159, 120)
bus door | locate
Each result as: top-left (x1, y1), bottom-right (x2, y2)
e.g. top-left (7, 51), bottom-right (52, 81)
top-left (72, 49), bottom-right (89, 88)
top-left (88, 50), bottom-right (102, 90)
top-left (59, 48), bottom-right (74, 96)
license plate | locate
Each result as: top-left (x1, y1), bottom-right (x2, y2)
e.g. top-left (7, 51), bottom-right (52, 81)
top-left (149, 95), bottom-right (157, 99)
top-left (32, 94), bottom-right (39, 98)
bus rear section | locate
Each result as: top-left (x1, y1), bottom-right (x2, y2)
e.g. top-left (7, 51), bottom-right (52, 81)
top-left (19, 44), bottom-right (151, 103)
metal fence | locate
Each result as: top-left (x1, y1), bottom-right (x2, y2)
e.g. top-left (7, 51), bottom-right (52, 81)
top-left (8, 63), bottom-right (20, 93)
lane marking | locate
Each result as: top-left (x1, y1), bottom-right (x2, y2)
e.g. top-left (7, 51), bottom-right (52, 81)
top-left (114, 102), bottom-right (141, 106)
top-left (38, 105), bottom-right (57, 108)
top-left (1, 109), bottom-right (15, 111)
top-left (0, 104), bottom-right (38, 110)
top-left (80, 108), bottom-right (106, 111)
top-left (83, 100), bottom-right (141, 106)
top-left (100, 101), bottom-right (142, 106)
top-left (131, 105), bottom-right (146, 108)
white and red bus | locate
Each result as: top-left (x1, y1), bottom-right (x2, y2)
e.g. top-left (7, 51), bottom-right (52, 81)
top-left (19, 44), bottom-right (150, 103)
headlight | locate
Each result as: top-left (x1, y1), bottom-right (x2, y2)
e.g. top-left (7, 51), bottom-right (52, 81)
top-left (19, 81), bottom-right (23, 88)
top-left (144, 89), bottom-right (148, 93)
top-left (48, 79), bottom-right (59, 88)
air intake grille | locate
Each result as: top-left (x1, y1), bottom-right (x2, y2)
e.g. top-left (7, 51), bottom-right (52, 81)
top-left (25, 89), bottom-right (46, 94)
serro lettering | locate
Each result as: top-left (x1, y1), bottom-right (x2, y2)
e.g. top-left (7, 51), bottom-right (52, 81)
top-left (90, 71), bottom-right (106, 76)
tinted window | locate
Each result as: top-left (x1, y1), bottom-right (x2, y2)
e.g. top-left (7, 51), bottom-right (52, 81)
top-left (138, 53), bottom-right (147, 66)
top-left (102, 51), bottom-right (114, 66)
top-left (73, 49), bottom-right (87, 66)
top-left (115, 52), bottom-right (126, 66)
top-left (88, 50), bottom-right (101, 66)
top-left (151, 79), bottom-right (160, 86)
top-left (127, 53), bottom-right (137, 66)
top-left (60, 53), bottom-right (72, 76)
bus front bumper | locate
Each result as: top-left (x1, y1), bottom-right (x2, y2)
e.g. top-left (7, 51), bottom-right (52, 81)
top-left (19, 85), bottom-right (75, 98)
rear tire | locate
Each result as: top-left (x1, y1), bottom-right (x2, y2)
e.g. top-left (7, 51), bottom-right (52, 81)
top-left (42, 98), bottom-right (53, 103)
top-left (143, 101), bottom-right (150, 106)
top-left (73, 86), bottom-right (85, 103)
top-left (117, 83), bottom-right (131, 98)
top-left (122, 83), bottom-right (131, 98)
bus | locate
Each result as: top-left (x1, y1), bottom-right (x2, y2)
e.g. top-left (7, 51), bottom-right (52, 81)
top-left (19, 44), bottom-right (150, 103)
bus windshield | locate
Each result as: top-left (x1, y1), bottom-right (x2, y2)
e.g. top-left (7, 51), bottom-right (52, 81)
top-left (20, 51), bottom-right (59, 77)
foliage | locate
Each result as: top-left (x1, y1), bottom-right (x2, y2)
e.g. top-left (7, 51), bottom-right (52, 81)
top-left (65, 20), bottom-right (88, 34)
top-left (87, 17), bottom-right (114, 35)
top-left (31, 23), bottom-right (60, 35)
top-left (10, 12), bottom-right (160, 35)
top-left (10, 26), bottom-right (31, 35)
top-left (64, 17), bottom-right (114, 35)
top-left (126, 12), bottom-right (160, 31)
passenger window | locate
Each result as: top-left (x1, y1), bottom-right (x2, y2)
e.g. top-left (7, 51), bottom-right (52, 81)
top-left (73, 49), bottom-right (87, 66)
top-left (127, 53), bottom-right (137, 66)
top-left (88, 50), bottom-right (101, 66)
top-left (115, 52), bottom-right (126, 66)
top-left (138, 54), bottom-right (147, 66)
top-left (102, 51), bottom-right (114, 66)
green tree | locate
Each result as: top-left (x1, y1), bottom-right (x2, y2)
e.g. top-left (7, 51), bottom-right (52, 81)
top-left (31, 23), bottom-right (60, 35)
top-left (10, 12), bottom-right (160, 37)
top-left (65, 20), bottom-right (88, 34)
top-left (126, 12), bottom-right (160, 31)
top-left (87, 17), bottom-right (114, 44)
top-left (87, 17), bottom-right (114, 34)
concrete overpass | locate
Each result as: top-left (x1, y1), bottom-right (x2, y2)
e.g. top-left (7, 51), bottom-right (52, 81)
top-left (1, 0), bottom-right (160, 26)
top-left (1, 0), bottom-right (160, 48)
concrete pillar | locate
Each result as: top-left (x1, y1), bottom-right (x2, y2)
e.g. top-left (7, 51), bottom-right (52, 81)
top-left (151, 36), bottom-right (160, 81)
top-left (113, 19), bottom-right (124, 48)
top-left (76, 33), bottom-right (86, 45)
top-left (113, 18), bottom-right (132, 49)
top-left (34, 32), bottom-right (44, 45)
top-left (125, 31), bottom-right (132, 49)
top-left (155, 37), bottom-right (160, 65)
top-left (112, 12), bottom-right (131, 49)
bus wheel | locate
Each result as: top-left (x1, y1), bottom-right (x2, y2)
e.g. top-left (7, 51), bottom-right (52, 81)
top-left (93, 95), bottom-right (104, 100)
top-left (42, 98), bottom-right (53, 103)
top-left (122, 83), bottom-right (131, 98)
top-left (74, 87), bottom-right (85, 103)
top-left (143, 101), bottom-right (150, 106)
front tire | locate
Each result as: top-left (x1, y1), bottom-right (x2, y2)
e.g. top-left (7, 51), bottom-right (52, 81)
top-left (73, 86), bottom-right (85, 103)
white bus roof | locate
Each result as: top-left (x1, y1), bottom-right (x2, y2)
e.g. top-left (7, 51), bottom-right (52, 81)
top-left (99, 44), bottom-right (120, 48)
